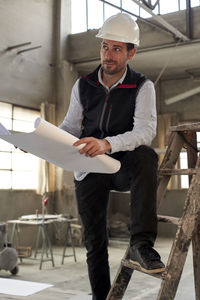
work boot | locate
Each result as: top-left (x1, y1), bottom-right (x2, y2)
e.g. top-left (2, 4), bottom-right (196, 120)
top-left (129, 242), bottom-right (165, 274)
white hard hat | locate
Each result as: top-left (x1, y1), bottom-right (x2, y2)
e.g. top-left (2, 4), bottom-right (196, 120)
top-left (96, 13), bottom-right (140, 46)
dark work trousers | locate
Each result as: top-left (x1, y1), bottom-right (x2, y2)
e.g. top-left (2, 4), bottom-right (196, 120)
top-left (74, 145), bottom-right (158, 300)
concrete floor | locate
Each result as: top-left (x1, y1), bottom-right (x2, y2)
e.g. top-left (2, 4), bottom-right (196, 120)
top-left (0, 237), bottom-right (195, 300)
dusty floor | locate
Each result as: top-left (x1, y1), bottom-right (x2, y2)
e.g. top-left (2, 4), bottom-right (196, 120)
top-left (0, 237), bottom-right (195, 299)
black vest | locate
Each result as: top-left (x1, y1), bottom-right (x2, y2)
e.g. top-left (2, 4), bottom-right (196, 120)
top-left (79, 65), bottom-right (146, 140)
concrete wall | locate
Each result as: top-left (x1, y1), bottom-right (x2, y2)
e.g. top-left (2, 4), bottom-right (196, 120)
top-left (0, 0), bottom-right (79, 247)
top-left (159, 78), bottom-right (200, 120)
top-left (108, 189), bottom-right (188, 239)
top-left (0, 0), bottom-right (57, 109)
top-left (158, 189), bottom-right (188, 237)
top-left (0, 0), bottom-right (56, 247)
top-left (53, 0), bottom-right (79, 227)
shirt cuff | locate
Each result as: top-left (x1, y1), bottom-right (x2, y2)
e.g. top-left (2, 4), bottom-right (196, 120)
top-left (104, 137), bottom-right (118, 154)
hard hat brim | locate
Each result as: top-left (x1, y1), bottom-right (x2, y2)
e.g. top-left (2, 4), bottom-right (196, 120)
top-left (96, 32), bottom-right (139, 46)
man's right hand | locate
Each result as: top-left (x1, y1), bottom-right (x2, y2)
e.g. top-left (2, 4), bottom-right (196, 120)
top-left (73, 137), bottom-right (111, 157)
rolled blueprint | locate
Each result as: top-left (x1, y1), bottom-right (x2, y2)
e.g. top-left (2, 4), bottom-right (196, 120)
top-left (0, 118), bottom-right (121, 174)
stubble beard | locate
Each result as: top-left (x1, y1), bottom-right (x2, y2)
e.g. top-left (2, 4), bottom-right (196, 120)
top-left (102, 61), bottom-right (125, 75)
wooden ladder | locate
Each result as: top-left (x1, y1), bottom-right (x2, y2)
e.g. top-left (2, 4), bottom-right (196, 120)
top-left (106, 122), bottom-right (200, 300)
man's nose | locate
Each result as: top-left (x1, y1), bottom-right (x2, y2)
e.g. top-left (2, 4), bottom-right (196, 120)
top-left (105, 49), bottom-right (113, 60)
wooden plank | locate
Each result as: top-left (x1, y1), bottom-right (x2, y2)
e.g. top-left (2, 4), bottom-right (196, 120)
top-left (157, 156), bottom-right (200, 300)
top-left (157, 214), bottom-right (180, 225)
top-left (159, 168), bottom-right (197, 176)
top-left (170, 122), bottom-right (200, 132)
top-left (121, 259), bottom-right (164, 279)
top-left (192, 221), bottom-right (200, 300)
top-left (106, 247), bottom-right (133, 300)
top-left (185, 131), bottom-right (200, 300)
top-left (186, 131), bottom-right (198, 183)
top-left (106, 265), bottom-right (133, 300)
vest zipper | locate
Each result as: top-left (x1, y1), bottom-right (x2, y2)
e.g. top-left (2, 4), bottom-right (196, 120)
top-left (99, 94), bottom-right (109, 138)
top-left (106, 104), bottom-right (112, 133)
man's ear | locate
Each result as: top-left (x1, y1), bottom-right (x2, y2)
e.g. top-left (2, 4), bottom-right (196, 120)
top-left (128, 48), bottom-right (136, 60)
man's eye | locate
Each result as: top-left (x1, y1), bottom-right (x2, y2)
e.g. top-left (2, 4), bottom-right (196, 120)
top-left (114, 48), bottom-right (120, 52)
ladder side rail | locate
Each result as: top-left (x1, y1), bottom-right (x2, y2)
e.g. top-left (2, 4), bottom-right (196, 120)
top-left (157, 156), bottom-right (200, 300)
top-left (106, 246), bottom-right (133, 300)
top-left (157, 132), bottom-right (184, 208)
top-left (192, 221), bottom-right (200, 300)
top-left (185, 130), bottom-right (200, 300)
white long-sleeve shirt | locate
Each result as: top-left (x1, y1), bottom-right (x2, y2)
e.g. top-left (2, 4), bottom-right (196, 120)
top-left (60, 67), bottom-right (157, 180)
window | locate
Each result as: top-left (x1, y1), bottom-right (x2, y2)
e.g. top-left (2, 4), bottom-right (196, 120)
top-left (71, 0), bottom-right (87, 33)
top-left (88, 0), bottom-right (104, 30)
top-left (180, 151), bottom-right (189, 188)
top-left (159, 0), bottom-right (179, 14)
top-left (71, 0), bottom-right (200, 34)
top-left (191, 0), bottom-right (200, 7)
top-left (0, 102), bottom-right (40, 190)
top-left (104, 0), bottom-right (121, 20)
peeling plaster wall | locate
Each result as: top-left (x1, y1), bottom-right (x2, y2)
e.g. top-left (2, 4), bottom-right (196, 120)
top-left (0, 0), bottom-right (68, 247)
top-left (0, 0), bottom-right (55, 109)
top-left (0, 0), bottom-right (79, 246)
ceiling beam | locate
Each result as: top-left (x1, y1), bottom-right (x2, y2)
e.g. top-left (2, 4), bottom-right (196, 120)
top-left (165, 86), bottom-right (200, 105)
top-left (131, 0), bottom-right (189, 42)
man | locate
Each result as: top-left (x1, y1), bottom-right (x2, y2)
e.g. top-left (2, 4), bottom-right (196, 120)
top-left (60, 13), bottom-right (165, 300)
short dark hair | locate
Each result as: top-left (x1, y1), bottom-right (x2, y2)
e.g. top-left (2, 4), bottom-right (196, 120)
top-left (127, 43), bottom-right (135, 51)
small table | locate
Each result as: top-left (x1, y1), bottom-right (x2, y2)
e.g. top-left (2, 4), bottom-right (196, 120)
top-left (7, 215), bottom-right (79, 269)
top-left (7, 218), bottom-right (56, 270)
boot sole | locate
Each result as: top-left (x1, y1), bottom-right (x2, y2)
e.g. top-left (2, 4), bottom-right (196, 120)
top-left (129, 259), bottom-right (165, 274)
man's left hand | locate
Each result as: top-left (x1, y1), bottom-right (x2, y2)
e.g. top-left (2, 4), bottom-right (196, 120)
top-left (73, 137), bottom-right (111, 157)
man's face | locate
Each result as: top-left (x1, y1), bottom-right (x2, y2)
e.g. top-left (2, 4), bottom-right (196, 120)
top-left (100, 39), bottom-right (136, 75)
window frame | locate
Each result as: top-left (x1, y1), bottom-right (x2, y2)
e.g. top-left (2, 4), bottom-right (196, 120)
top-left (0, 101), bottom-right (40, 190)
top-left (71, 0), bottom-right (200, 34)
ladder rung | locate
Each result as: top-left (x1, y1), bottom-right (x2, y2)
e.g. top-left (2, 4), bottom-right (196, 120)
top-left (169, 122), bottom-right (200, 132)
top-left (157, 214), bottom-right (180, 225)
top-left (121, 259), bottom-right (165, 279)
top-left (159, 168), bottom-right (197, 176)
